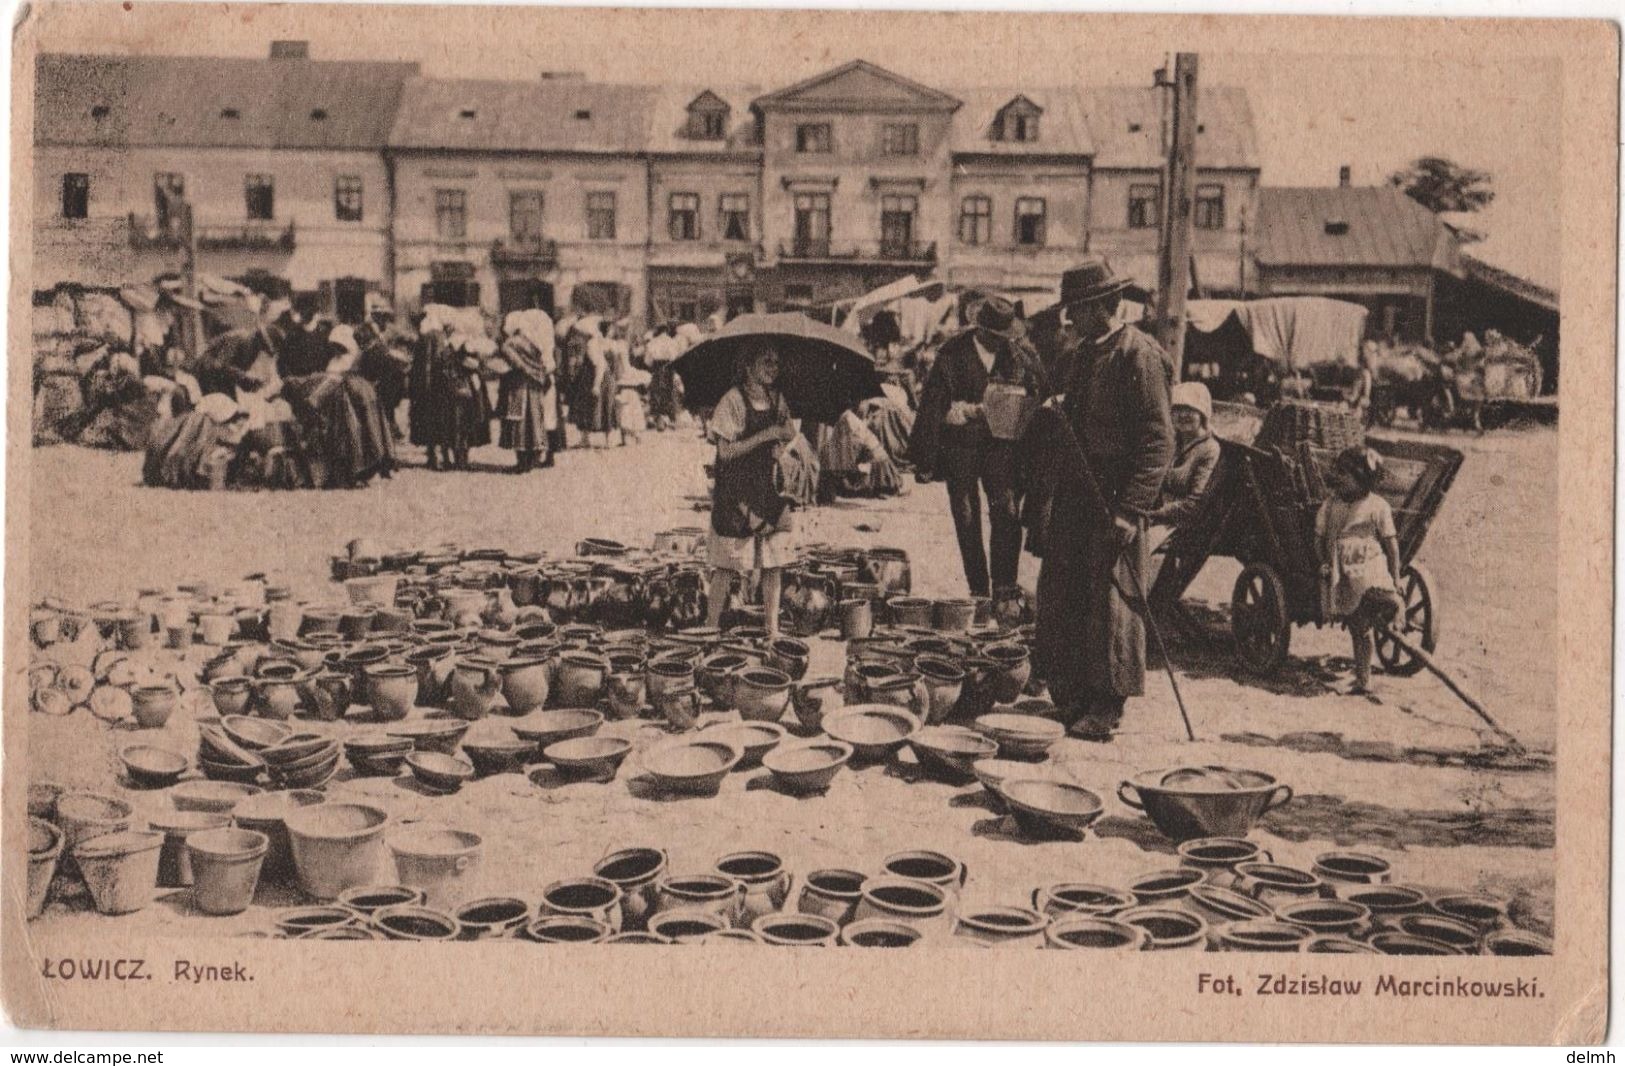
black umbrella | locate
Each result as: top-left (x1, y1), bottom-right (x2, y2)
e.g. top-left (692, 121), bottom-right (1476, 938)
top-left (672, 312), bottom-right (883, 424)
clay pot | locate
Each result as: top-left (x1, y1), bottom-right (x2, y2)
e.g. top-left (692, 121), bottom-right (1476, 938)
top-left (337, 884), bottom-right (426, 918)
top-left (841, 919), bottom-right (923, 948)
top-left (388, 827), bottom-right (483, 909)
top-left (1117, 767), bottom-right (1294, 843)
top-left (885, 597), bottom-right (933, 628)
top-left (1395, 913), bottom-right (1481, 951)
top-left (652, 874), bottom-right (746, 926)
top-left (131, 684), bottom-right (178, 729)
top-left (556, 651), bottom-right (610, 707)
top-left (197, 613), bottom-right (236, 647)
top-left (150, 811), bottom-right (231, 888)
top-left (790, 676), bottom-right (843, 732)
top-left (852, 878), bottom-right (951, 941)
top-left (605, 671), bottom-right (646, 720)
top-left (27, 818), bottom-right (63, 919)
top-left (284, 803), bottom-right (391, 901)
top-left (646, 658), bottom-right (697, 700)
top-left (1369, 932), bottom-right (1464, 956)
top-left (187, 828), bottom-right (268, 915)
top-left (450, 658), bottom-right (509, 720)
top-left (365, 662), bottom-right (418, 721)
top-left (276, 905), bottom-right (357, 938)
top-left (1032, 883), bottom-right (1137, 921)
top-left (1311, 850), bottom-right (1393, 886)
top-left (499, 656), bottom-right (552, 714)
top-left (373, 905), bottom-right (462, 942)
top-left (456, 897), bottom-right (531, 940)
top-left (1232, 863), bottom-right (1328, 906)
top-left (1118, 906), bottom-right (1209, 950)
top-left (253, 676), bottom-right (305, 721)
top-left (539, 877), bottom-right (624, 932)
top-left (863, 672), bottom-right (929, 719)
top-left (838, 599), bottom-right (874, 641)
top-left (267, 601), bottom-right (306, 643)
top-left (983, 643), bottom-right (1032, 702)
top-left (232, 789), bottom-right (326, 890)
top-left (1429, 893), bottom-right (1510, 933)
top-left (307, 671), bottom-right (355, 723)
top-left (714, 852), bottom-right (791, 927)
top-left (75, 830), bottom-right (164, 915)
top-left (121, 744), bottom-right (188, 788)
top-left (1483, 930), bottom-right (1553, 956)
top-left (932, 598), bottom-right (977, 634)
top-left (1044, 918), bottom-right (1149, 951)
top-left (117, 612), bottom-right (155, 650)
top-left (1339, 885), bottom-right (1428, 928)
top-left (1177, 837), bottom-right (1272, 886)
top-left (731, 667), bottom-right (792, 723)
top-left (796, 869), bottom-right (867, 926)
top-left (1274, 899), bottom-right (1373, 938)
top-left (882, 850), bottom-right (967, 897)
top-left (912, 656), bottom-right (965, 724)
top-left (752, 913), bottom-right (839, 947)
top-left (1187, 884), bottom-right (1275, 926)
top-left (953, 906), bottom-right (1049, 948)
top-left (653, 686), bottom-right (702, 732)
top-left (764, 638), bottom-right (810, 681)
top-left (1127, 868), bottom-right (1207, 908)
top-left (440, 589), bottom-right (488, 628)
top-left (56, 791), bottom-right (134, 854)
top-left (593, 847), bottom-right (668, 932)
top-left (405, 646), bottom-right (457, 707)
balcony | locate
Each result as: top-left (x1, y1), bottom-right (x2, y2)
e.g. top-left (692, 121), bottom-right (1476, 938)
top-left (491, 236), bottom-right (559, 268)
top-left (778, 239), bottom-right (937, 265)
top-left (127, 215), bottom-right (297, 253)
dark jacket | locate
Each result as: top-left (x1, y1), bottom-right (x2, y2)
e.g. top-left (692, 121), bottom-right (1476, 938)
top-left (910, 329), bottom-right (1049, 480)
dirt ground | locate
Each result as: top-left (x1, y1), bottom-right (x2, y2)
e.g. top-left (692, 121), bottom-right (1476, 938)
top-left (23, 424), bottom-right (1557, 940)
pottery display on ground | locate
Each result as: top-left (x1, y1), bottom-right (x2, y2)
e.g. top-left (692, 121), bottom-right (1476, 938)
top-left (186, 827), bottom-right (269, 915)
top-left (1044, 917), bottom-right (1149, 950)
top-left (27, 818), bottom-right (63, 919)
top-left (388, 826), bottom-right (483, 909)
top-left (284, 803), bottom-right (390, 901)
top-left (821, 706), bottom-right (920, 762)
top-left (120, 745), bottom-right (189, 789)
top-left (840, 918), bottom-right (923, 947)
top-left (74, 830), bottom-right (164, 915)
top-left (455, 897), bottom-right (532, 940)
top-left (405, 752), bottom-right (476, 793)
top-left (851, 877), bottom-right (951, 941)
top-left (952, 905), bottom-right (1049, 948)
top-left (761, 740), bottom-right (852, 796)
top-left (150, 811), bottom-right (232, 888)
top-left (1117, 766), bottom-right (1295, 843)
top-left (643, 737), bottom-right (742, 796)
top-left (545, 736), bottom-right (634, 781)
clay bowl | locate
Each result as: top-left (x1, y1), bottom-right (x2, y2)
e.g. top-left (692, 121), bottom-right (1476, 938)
top-left (524, 915), bottom-right (613, 945)
top-left (821, 705), bottom-right (920, 763)
top-left (544, 736), bottom-right (634, 781)
top-left (698, 720), bottom-right (786, 770)
top-left (1117, 906), bottom-right (1209, 951)
top-left (1368, 932), bottom-right (1465, 956)
top-left (1216, 919), bottom-right (1315, 953)
top-left (1482, 930), bottom-right (1554, 956)
top-left (760, 740), bottom-right (852, 796)
top-left (384, 719), bottom-right (470, 756)
top-left (260, 734), bottom-right (340, 767)
top-left (999, 779), bottom-right (1105, 838)
top-left (171, 781), bottom-right (264, 815)
top-left (1044, 917), bottom-right (1150, 951)
top-left (512, 709), bottom-right (604, 749)
top-left (1304, 936), bottom-right (1381, 955)
top-left (463, 737), bottom-right (538, 777)
top-left (973, 712), bottom-right (1065, 761)
top-left (275, 905), bottom-right (358, 939)
top-left (1429, 893), bottom-right (1510, 933)
top-left (647, 910), bottom-right (729, 943)
top-left (404, 751), bottom-right (475, 794)
top-left (120, 745), bottom-right (189, 789)
top-left (1117, 765), bottom-right (1294, 843)
top-left (1273, 898), bottom-right (1372, 937)
top-left (337, 883), bottom-right (426, 918)
top-left (221, 715), bottom-right (293, 752)
top-left (907, 726), bottom-right (999, 783)
top-left (642, 737), bottom-right (743, 796)
top-left (343, 735), bottom-right (412, 777)
top-left (840, 919), bottom-right (924, 948)
top-left (971, 758), bottom-right (1043, 810)
top-left (198, 757), bottom-right (267, 785)
top-left (198, 726), bottom-right (261, 768)
top-left (271, 752), bottom-right (342, 791)
top-left (1394, 913), bottom-right (1482, 952)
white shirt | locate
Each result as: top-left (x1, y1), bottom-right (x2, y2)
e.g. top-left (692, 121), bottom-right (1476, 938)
top-left (972, 335), bottom-right (998, 374)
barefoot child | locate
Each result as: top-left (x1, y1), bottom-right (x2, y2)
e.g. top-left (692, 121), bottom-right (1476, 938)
top-left (1316, 446), bottom-right (1404, 694)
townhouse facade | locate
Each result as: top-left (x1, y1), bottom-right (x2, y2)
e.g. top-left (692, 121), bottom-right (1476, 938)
top-left (35, 50), bottom-right (1262, 327)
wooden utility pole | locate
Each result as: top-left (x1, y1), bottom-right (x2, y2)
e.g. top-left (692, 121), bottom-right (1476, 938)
top-left (178, 198), bottom-right (203, 359)
top-left (1155, 53), bottom-right (1199, 381)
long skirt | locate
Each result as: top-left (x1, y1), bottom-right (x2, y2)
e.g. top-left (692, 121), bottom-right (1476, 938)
top-left (283, 374), bottom-right (396, 487)
top-left (649, 362), bottom-right (678, 422)
top-left (143, 412), bottom-right (234, 490)
top-left (410, 374), bottom-right (492, 451)
top-left (865, 400), bottom-right (915, 464)
top-left (1032, 478), bottom-right (1149, 705)
top-left (498, 375), bottom-right (554, 454)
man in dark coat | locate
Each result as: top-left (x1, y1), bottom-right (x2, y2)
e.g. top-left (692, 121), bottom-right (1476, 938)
top-left (1029, 255), bottom-right (1175, 739)
top-left (910, 297), bottom-right (1050, 597)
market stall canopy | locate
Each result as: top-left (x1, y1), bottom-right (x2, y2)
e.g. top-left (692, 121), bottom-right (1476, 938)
top-left (673, 312), bottom-right (883, 424)
top-left (1186, 296), bottom-right (1369, 370)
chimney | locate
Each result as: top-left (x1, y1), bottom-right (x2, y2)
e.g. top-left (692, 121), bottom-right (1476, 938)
top-left (1338, 165), bottom-right (1352, 187)
top-left (270, 41), bottom-right (310, 60)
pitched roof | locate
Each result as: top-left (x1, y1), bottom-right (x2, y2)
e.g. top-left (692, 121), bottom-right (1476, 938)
top-left (388, 77), bottom-right (654, 152)
top-left (1256, 186), bottom-right (1462, 273)
top-left (1462, 254), bottom-right (1558, 311)
top-left (752, 60), bottom-right (960, 112)
top-left (644, 85), bottom-right (765, 155)
top-left (1079, 85), bottom-right (1258, 169)
top-left (35, 53), bottom-right (418, 149)
top-left (949, 87), bottom-right (1092, 156)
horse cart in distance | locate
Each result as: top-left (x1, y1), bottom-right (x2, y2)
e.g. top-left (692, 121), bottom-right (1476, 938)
top-left (1149, 414), bottom-right (1464, 675)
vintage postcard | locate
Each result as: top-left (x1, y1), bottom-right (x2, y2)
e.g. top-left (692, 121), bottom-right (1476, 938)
top-left (2, 2), bottom-right (1614, 1042)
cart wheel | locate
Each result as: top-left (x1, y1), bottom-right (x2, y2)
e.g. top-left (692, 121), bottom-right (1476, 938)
top-left (1231, 563), bottom-right (1291, 674)
top-left (1375, 563), bottom-right (1439, 677)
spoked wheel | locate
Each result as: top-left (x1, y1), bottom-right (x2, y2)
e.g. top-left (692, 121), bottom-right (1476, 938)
top-left (1231, 563), bottom-right (1291, 674)
top-left (1375, 563), bottom-right (1439, 677)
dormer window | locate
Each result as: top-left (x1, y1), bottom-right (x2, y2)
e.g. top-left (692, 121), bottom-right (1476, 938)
top-left (90, 105), bottom-right (109, 120)
top-left (1324, 219), bottom-right (1350, 236)
top-left (685, 91), bottom-right (731, 141)
top-left (221, 108), bottom-right (241, 120)
top-left (1128, 122), bottom-right (1143, 133)
top-left (310, 108), bottom-right (328, 121)
top-left (995, 95), bottom-right (1042, 143)
top-left (458, 107), bottom-right (477, 120)
top-left (574, 110), bottom-right (592, 121)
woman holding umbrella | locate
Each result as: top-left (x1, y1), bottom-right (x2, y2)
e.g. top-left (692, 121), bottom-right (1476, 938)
top-left (705, 346), bottom-right (798, 637)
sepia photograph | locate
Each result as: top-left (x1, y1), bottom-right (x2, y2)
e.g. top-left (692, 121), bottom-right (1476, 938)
top-left (2, 2), bottom-right (1614, 1042)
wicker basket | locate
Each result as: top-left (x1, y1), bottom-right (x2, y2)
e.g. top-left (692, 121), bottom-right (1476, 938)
top-left (983, 384), bottom-right (1037, 441)
top-left (1254, 400), bottom-right (1364, 455)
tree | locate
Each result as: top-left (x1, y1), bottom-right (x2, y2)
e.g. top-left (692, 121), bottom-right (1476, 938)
top-left (1389, 157), bottom-right (1494, 242)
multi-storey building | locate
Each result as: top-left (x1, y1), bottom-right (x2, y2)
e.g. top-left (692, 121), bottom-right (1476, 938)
top-left (33, 46), bottom-right (416, 319)
top-left (34, 52), bottom-right (1262, 325)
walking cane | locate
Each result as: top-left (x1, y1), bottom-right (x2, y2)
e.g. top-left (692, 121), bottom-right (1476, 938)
top-left (1379, 625), bottom-right (1525, 754)
top-left (1050, 413), bottom-right (1197, 742)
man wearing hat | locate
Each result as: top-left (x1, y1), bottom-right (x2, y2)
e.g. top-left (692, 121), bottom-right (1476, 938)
top-left (1030, 254), bottom-right (1175, 739)
top-left (910, 296), bottom-right (1050, 598)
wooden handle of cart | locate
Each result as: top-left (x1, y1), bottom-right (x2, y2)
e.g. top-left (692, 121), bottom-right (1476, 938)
top-left (1379, 624), bottom-right (1525, 753)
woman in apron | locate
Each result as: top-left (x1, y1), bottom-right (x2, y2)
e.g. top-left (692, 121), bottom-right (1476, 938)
top-left (705, 347), bottom-right (798, 638)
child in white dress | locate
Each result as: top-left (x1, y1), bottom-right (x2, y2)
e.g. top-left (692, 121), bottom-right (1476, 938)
top-left (1316, 446), bottom-right (1404, 694)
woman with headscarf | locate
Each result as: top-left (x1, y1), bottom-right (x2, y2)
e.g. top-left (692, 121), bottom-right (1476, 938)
top-left (410, 305), bottom-right (490, 471)
top-left (143, 392), bottom-right (251, 490)
top-left (498, 309), bottom-right (558, 472)
top-left (280, 324), bottom-right (396, 488)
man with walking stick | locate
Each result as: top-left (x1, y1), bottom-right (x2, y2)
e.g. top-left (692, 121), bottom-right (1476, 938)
top-left (1028, 256), bottom-right (1175, 740)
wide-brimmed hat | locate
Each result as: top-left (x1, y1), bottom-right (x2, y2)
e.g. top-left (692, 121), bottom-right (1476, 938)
top-left (1060, 255), bottom-right (1133, 307)
top-left (974, 296), bottom-right (1019, 338)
